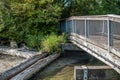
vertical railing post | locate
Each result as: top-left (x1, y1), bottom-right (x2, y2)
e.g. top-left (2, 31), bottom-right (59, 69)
top-left (65, 20), bottom-right (68, 33)
top-left (72, 19), bottom-right (74, 34)
top-left (85, 16), bottom-right (88, 42)
top-left (74, 19), bottom-right (77, 40)
top-left (102, 20), bottom-right (105, 34)
top-left (65, 19), bottom-right (70, 34)
top-left (107, 17), bottom-right (113, 52)
top-left (74, 20), bottom-right (76, 34)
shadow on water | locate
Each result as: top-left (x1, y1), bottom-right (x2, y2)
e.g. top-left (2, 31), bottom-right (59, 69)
top-left (29, 51), bottom-right (120, 80)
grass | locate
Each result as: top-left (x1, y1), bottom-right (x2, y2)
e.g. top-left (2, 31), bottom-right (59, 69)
top-left (41, 33), bottom-right (66, 54)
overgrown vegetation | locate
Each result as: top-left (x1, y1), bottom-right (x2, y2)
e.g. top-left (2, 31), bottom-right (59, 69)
top-left (41, 33), bottom-right (66, 54)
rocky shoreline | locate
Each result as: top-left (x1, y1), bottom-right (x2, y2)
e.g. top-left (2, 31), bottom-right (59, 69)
top-left (0, 54), bottom-right (25, 73)
top-left (0, 46), bottom-right (37, 58)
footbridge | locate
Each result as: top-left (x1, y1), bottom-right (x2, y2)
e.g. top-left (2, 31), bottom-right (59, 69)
top-left (60, 14), bottom-right (120, 74)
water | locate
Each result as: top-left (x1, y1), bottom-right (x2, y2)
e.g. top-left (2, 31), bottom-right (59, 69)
top-left (29, 51), bottom-right (120, 80)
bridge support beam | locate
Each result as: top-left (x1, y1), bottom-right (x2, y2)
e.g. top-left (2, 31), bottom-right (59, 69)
top-left (61, 43), bottom-right (83, 51)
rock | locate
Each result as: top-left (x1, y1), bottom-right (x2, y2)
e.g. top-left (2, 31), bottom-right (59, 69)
top-left (21, 44), bottom-right (29, 50)
top-left (10, 41), bottom-right (18, 48)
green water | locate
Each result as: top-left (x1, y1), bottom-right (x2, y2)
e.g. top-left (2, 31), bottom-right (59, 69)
top-left (29, 52), bottom-right (120, 80)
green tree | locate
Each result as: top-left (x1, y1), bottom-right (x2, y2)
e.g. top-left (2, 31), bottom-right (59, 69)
top-left (0, 0), bottom-right (11, 42)
top-left (61, 0), bottom-right (120, 17)
top-left (101, 0), bottom-right (120, 14)
top-left (0, 0), bottom-right (63, 47)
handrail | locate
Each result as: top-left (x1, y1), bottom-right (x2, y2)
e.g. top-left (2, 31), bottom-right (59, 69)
top-left (66, 14), bottom-right (120, 22)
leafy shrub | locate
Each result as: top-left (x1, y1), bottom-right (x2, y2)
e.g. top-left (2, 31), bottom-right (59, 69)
top-left (0, 0), bottom-right (62, 46)
top-left (26, 33), bottom-right (43, 49)
top-left (41, 33), bottom-right (66, 54)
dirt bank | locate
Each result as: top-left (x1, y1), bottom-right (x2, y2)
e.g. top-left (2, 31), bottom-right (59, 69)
top-left (0, 54), bottom-right (26, 73)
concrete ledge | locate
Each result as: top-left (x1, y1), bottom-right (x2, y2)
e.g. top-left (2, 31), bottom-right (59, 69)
top-left (61, 43), bottom-right (83, 51)
top-left (74, 66), bottom-right (115, 80)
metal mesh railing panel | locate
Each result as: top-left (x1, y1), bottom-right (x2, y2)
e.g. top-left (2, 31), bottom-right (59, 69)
top-left (87, 20), bottom-right (108, 48)
top-left (60, 15), bottom-right (120, 54)
top-left (111, 21), bottom-right (120, 51)
top-left (75, 20), bottom-right (85, 37)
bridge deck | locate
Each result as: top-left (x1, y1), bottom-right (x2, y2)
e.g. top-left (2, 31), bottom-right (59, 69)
top-left (89, 35), bottom-right (120, 52)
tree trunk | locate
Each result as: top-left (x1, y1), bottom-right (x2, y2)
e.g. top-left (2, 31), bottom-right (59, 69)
top-left (10, 53), bottom-right (60, 80)
top-left (0, 47), bottom-right (37, 58)
top-left (0, 52), bottom-right (48, 80)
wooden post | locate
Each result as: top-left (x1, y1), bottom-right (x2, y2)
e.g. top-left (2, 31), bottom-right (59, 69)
top-left (82, 66), bottom-right (88, 80)
top-left (74, 66), bottom-right (77, 80)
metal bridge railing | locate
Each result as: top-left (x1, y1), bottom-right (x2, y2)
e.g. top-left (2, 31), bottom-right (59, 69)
top-left (60, 14), bottom-right (120, 57)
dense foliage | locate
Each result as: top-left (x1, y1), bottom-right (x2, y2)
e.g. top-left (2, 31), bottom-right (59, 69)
top-left (0, 0), bottom-right (120, 51)
top-left (0, 0), bottom-right (62, 46)
top-left (61, 0), bottom-right (120, 17)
